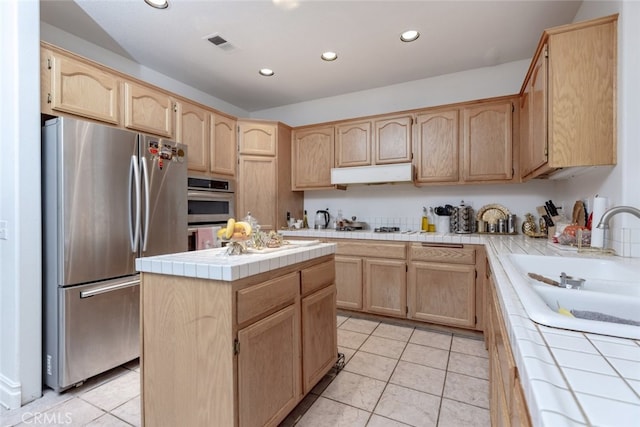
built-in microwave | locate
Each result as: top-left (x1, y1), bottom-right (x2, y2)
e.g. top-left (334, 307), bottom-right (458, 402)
top-left (187, 177), bottom-right (235, 225)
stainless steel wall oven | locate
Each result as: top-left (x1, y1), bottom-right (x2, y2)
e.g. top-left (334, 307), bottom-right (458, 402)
top-left (187, 177), bottom-right (235, 251)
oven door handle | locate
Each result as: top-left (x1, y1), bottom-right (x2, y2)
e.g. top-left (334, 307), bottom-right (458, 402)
top-left (80, 279), bottom-right (140, 298)
top-left (187, 191), bottom-right (233, 200)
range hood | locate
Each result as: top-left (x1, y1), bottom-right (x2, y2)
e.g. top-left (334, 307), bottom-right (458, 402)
top-left (330, 163), bottom-right (413, 185)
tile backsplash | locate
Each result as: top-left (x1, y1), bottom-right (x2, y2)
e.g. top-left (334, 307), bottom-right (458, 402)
top-left (610, 228), bottom-right (640, 258)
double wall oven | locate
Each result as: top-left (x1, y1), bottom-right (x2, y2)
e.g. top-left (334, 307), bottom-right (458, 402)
top-left (187, 176), bottom-right (235, 251)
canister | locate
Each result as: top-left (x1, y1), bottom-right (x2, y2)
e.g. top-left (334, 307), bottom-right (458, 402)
top-left (507, 214), bottom-right (516, 234)
top-left (498, 218), bottom-right (506, 233)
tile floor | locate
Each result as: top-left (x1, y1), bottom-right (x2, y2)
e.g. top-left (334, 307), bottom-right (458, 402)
top-left (1, 314), bottom-right (489, 427)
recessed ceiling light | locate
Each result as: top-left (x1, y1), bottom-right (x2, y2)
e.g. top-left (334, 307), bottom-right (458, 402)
top-left (144, 0), bottom-right (168, 9)
top-left (321, 51), bottom-right (338, 61)
top-left (400, 30), bottom-right (420, 42)
top-left (259, 68), bottom-right (275, 77)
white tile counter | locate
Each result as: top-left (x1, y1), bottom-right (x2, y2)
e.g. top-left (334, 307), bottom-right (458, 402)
top-left (135, 241), bottom-right (336, 281)
top-left (282, 229), bottom-right (640, 426)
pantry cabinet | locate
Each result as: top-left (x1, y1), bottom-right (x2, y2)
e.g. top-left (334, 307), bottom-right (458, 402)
top-left (291, 126), bottom-right (335, 190)
top-left (123, 81), bottom-right (175, 138)
top-left (520, 14), bottom-right (617, 180)
top-left (41, 46), bottom-right (120, 125)
top-left (414, 109), bottom-right (459, 183)
top-left (408, 244), bottom-right (477, 328)
top-left (238, 121), bottom-right (277, 156)
top-left (238, 122), bottom-right (303, 230)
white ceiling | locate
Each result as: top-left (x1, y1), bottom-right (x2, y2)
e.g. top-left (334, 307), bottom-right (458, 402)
top-left (40, 0), bottom-right (583, 112)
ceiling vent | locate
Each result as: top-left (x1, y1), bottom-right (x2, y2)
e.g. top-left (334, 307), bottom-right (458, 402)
top-left (206, 34), bottom-right (236, 52)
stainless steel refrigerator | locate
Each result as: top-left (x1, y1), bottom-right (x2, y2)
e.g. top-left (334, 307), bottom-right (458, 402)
top-left (42, 117), bottom-right (187, 391)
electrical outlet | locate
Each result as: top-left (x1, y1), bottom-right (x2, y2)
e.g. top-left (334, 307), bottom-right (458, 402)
top-left (0, 220), bottom-right (7, 240)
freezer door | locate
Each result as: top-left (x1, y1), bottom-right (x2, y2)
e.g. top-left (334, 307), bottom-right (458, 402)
top-left (139, 135), bottom-right (188, 257)
top-left (52, 277), bottom-right (140, 391)
top-left (44, 117), bottom-right (139, 287)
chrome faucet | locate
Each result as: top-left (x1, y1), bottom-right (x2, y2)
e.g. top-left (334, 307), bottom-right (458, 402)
top-left (595, 206), bottom-right (640, 250)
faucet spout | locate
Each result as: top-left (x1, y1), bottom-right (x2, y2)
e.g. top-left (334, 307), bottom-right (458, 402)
top-left (596, 206), bottom-right (640, 229)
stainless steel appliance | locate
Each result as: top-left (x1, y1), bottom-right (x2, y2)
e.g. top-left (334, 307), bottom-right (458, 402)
top-left (314, 210), bottom-right (330, 229)
top-left (186, 176), bottom-right (234, 250)
top-left (42, 117), bottom-right (187, 391)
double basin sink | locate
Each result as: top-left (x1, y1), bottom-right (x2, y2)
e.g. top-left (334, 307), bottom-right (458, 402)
top-left (501, 253), bottom-right (640, 339)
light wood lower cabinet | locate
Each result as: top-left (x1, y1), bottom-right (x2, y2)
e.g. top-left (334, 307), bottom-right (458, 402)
top-left (140, 255), bottom-right (336, 427)
top-left (408, 244), bottom-right (479, 329)
top-left (486, 269), bottom-right (532, 427)
top-left (238, 303), bottom-right (301, 427)
top-left (334, 241), bottom-right (406, 317)
top-left (364, 258), bottom-right (407, 317)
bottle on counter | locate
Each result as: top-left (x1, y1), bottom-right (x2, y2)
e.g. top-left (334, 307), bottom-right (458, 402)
top-left (302, 210), bottom-right (309, 228)
top-left (428, 207), bottom-right (436, 232)
top-left (421, 207), bottom-right (429, 231)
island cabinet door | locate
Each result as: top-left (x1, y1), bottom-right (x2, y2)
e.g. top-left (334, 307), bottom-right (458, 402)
top-left (302, 284), bottom-right (337, 394)
top-left (237, 302), bottom-right (301, 427)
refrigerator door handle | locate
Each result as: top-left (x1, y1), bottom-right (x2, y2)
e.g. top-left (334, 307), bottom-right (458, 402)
top-left (80, 279), bottom-right (140, 298)
top-left (128, 155), bottom-right (141, 252)
top-left (141, 156), bottom-right (150, 252)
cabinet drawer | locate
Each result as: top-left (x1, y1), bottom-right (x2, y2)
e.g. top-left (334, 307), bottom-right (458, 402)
top-left (237, 272), bottom-right (299, 325)
top-left (335, 241), bottom-right (406, 259)
top-left (409, 244), bottom-right (475, 264)
top-left (301, 260), bottom-right (335, 296)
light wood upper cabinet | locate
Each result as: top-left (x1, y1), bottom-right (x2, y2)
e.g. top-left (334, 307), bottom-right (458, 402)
top-left (211, 114), bottom-right (237, 177)
top-left (374, 115), bottom-right (413, 164)
top-left (42, 47), bottom-right (120, 125)
top-left (414, 109), bottom-right (459, 183)
top-left (124, 81), bottom-right (174, 138)
top-left (238, 121), bottom-right (277, 156)
top-left (176, 101), bottom-right (209, 172)
top-left (291, 126), bottom-right (335, 190)
top-left (335, 120), bottom-right (371, 167)
top-left (462, 100), bottom-right (513, 182)
top-left (520, 15), bottom-right (617, 179)
top-left (237, 155), bottom-right (277, 230)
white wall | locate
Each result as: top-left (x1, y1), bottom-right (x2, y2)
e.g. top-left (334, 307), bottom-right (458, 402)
top-left (0, 0), bottom-right (42, 409)
top-left (555, 1), bottom-right (640, 255)
top-left (40, 22), bottom-right (250, 118)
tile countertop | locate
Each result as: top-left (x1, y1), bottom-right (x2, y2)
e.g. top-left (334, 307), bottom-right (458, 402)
top-left (135, 242), bottom-right (336, 282)
top-left (281, 229), bottom-right (640, 426)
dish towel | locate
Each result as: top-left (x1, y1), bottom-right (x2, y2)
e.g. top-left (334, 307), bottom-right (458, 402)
top-left (196, 227), bottom-right (215, 250)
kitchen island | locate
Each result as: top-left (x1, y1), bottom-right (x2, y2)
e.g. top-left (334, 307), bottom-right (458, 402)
top-left (135, 242), bottom-right (337, 427)
top-left (281, 229), bottom-right (640, 426)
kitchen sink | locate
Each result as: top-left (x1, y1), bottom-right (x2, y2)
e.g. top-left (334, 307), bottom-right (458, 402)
top-left (501, 253), bottom-right (640, 339)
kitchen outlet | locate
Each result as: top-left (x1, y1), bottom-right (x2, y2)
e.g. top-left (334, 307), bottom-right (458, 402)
top-left (0, 220), bottom-right (7, 240)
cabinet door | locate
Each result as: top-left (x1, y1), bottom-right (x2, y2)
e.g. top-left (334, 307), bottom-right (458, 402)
top-left (237, 304), bottom-right (301, 427)
top-left (414, 110), bottom-right (459, 183)
top-left (301, 285), bottom-right (337, 394)
top-left (124, 82), bottom-right (174, 138)
top-left (335, 256), bottom-right (363, 310)
top-left (335, 121), bottom-right (371, 167)
top-left (519, 80), bottom-right (532, 177)
top-left (176, 101), bottom-right (209, 173)
top-left (408, 261), bottom-right (476, 328)
top-left (238, 122), bottom-right (277, 156)
top-left (462, 101), bottom-right (513, 182)
top-left (291, 126), bottom-right (335, 190)
top-left (238, 155), bottom-right (276, 230)
top-left (528, 50), bottom-right (549, 176)
top-left (211, 114), bottom-right (237, 177)
top-left (374, 115), bottom-right (412, 164)
top-left (364, 259), bottom-right (407, 318)
top-left (44, 49), bottom-right (120, 125)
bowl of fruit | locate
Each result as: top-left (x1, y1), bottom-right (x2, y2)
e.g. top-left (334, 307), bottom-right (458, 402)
top-left (217, 218), bottom-right (253, 255)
